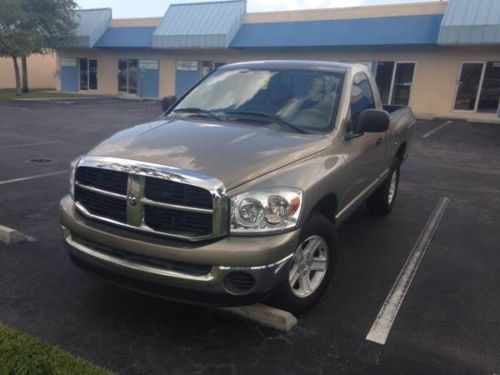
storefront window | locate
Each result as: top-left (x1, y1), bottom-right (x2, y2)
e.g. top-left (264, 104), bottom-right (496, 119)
top-left (477, 62), bottom-right (500, 113)
top-left (454, 62), bottom-right (500, 113)
top-left (79, 58), bottom-right (97, 91)
top-left (374, 61), bottom-right (415, 106)
top-left (375, 62), bottom-right (394, 105)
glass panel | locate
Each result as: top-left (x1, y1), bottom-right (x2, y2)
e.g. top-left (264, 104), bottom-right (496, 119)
top-left (391, 63), bottom-right (415, 105)
top-left (79, 58), bottom-right (88, 90)
top-left (175, 69), bottom-right (345, 132)
top-left (477, 62), bottom-right (500, 113)
top-left (454, 63), bottom-right (484, 111)
top-left (128, 59), bottom-right (138, 94)
top-left (118, 60), bottom-right (128, 92)
top-left (201, 61), bottom-right (214, 78)
top-left (375, 62), bottom-right (394, 105)
top-left (89, 59), bottom-right (98, 90)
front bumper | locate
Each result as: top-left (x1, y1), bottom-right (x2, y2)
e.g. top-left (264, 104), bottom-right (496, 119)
top-left (60, 195), bottom-right (300, 306)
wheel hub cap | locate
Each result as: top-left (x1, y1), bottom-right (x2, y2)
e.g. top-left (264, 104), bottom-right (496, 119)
top-left (289, 235), bottom-right (329, 298)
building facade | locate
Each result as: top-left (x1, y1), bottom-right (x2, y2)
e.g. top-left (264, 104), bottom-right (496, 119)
top-left (0, 54), bottom-right (56, 90)
top-left (55, 0), bottom-right (500, 122)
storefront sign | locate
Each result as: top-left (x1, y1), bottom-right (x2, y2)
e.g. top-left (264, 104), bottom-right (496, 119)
top-left (176, 61), bottom-right (199, 71)
top-left (61, 58), bottom-right (77, 67)
top-left (139, 60), bottom-right (159, 70)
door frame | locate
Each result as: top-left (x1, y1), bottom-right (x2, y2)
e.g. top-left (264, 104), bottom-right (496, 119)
top-left (388, 61), bottom-right (417, 106)
top-left (452, 61), bottom-right (487, 113)
top-left (78, 58), bottom-right (98, 91)
top-left (118, 58), bottom-right (139, 95)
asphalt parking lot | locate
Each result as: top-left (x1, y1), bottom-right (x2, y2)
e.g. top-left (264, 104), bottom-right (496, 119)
top-left (0, 98), bottom-right (499, 375)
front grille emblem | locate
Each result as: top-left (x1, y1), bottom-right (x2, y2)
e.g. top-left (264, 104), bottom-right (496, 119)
top-left (127, 195), bottom-right (138, 207)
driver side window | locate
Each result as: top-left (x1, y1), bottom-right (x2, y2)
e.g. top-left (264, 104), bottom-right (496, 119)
top-left (346, 73), bottom-right (375, 134)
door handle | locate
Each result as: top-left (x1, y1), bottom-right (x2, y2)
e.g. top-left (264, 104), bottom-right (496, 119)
top-left (376, 138), bottom-right (386, 146)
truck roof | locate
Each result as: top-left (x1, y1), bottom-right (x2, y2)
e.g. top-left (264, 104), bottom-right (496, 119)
top-left (220, 60), bottom-right (354, 73)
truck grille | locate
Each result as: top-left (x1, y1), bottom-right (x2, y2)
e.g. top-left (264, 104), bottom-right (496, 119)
top-left (76, 167), bottom-right (128, 195)
top-left (75, 187), bottom-right (127, 223)
top-left (73, 161), bottom-right (226, 241)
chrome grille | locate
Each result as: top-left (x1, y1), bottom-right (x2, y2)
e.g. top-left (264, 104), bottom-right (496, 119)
top-left (73, 157), bottom-right (228, 241)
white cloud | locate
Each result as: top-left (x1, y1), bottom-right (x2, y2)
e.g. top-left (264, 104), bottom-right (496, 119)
top-left (247, 0), bottom-right (366, 12)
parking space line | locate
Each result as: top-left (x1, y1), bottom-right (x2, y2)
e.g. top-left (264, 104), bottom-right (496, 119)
top-left (366, 197), bottom-right (450, 345)
top-left (422, 121), bottom-right (452, 138)
top-left (0, 141), bottom-right (61, 149)
top-left (0, 170), bottom-right (68, 186)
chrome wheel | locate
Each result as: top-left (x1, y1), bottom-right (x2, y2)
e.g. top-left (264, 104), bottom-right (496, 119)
top-left (289, 235), bottom-right (329, 298)
top-left (388, 170), bottom-right (398, 205)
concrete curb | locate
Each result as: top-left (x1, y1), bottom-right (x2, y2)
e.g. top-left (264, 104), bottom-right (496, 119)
top-left (0, 225), bottom-right (26, 244)
top-left (221, 304), bottom-right (298, 333)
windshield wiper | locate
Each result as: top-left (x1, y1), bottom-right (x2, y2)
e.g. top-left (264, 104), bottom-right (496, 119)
top-left (173, 108), bottom-right (221, 121)
top-left (222, 111), bottom-right (307, 134)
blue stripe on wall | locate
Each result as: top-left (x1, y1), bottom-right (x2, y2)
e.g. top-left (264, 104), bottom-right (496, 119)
top-left (231, 15), bottom-right (443, 48)
top-left (94, 27), bottom-right (156, 48)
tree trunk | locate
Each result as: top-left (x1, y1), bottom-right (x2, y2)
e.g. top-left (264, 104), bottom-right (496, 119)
top-left (21, 56), bottom-right (29, 94)
top-left (12, 57), bottom-right (21, 96)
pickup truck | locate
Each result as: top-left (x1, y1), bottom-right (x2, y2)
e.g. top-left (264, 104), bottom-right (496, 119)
top-left (60, 61), bottom-right (415, 314)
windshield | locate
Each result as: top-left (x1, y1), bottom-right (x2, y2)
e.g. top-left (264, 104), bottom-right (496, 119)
top-left (173, 68), bottom-right (345, 132)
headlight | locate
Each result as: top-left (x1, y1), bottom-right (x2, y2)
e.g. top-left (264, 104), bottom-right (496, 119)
top-left (230, 188), bottom-right (303, 234)
top-left (69, 157), bottom-right (80, 199)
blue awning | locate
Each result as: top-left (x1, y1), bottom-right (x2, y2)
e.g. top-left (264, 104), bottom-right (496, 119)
top-left (94, 27), bottom-right (156, 48)
top-left (231, 15), bottom-right (443, 48)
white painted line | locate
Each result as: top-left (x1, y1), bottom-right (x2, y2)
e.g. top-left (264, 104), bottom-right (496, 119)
top-left (366, 197), bottom-right (450, 345)
top-left (221, 304), bottom-right (298, 333)
top-left (0, 170), bottom-right (67, 186)
top-left (0, 141), bottom-right (60, 149)
top-left (0, 225), bottom-right (26, 244)
top-left (422, 121), bottom-right (452, 138)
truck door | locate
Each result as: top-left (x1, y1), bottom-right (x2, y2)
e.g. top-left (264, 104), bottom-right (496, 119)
top-left (340, 72), bottom-right (388, 208)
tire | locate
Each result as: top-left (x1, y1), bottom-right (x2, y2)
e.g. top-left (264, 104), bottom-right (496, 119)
top-left (268, 212), bottom-right (337, 315)
top-left (367, 160), bottom-right (400, 216)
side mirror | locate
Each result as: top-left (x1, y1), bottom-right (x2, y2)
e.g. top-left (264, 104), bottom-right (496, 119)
top-left (357, 109), bottom-right (390, 133)
top-left (161, 95), bottom-right (177, 113)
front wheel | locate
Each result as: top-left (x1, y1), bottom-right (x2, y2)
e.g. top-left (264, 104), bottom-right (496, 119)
top-left (367, 162), bottom-right (400, 216)
top-left (268, 212), bottom-right (337, 315)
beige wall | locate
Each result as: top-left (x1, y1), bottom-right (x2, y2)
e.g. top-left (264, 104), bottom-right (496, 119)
top-left (244, 2), bottom-right (447, 23)
top-left (110, 18), bottom-right (162, 27)
top-left (57, 45), bottom-right (500, 122)
top-left (0, 53), bottom-right (56, 90)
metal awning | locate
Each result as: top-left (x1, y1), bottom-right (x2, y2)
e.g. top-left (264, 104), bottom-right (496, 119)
top-left (72, 9), bottom-right (112, 48)
top-left (438, 0), bottom-right (500, 45)
top-left (152, 0), bottom-right (246, 49)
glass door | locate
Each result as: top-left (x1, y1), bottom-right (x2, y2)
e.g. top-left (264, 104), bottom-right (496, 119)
top-left (454, 62), bottom-right (485, 111)
top-left (390, 62), bottom-right (415, 105)
top-left (117, 59), bottom-right (139, 94)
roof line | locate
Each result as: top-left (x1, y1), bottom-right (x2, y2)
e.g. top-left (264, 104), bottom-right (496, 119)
top-left (245, 1), bottom-right (446, 17)
top-left (76, 7), bottom-right (112, 12)
top-left (169, 0), bottom-right (245, 7)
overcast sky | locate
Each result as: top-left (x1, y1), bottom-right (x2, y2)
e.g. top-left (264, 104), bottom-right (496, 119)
top-left (76, 0), bottom-right (442, 18)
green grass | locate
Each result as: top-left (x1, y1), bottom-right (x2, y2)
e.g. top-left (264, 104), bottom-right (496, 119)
top-left (0, 91), bottom-right (82, 100)
top-left (0, 322), bottom-right (113, 375)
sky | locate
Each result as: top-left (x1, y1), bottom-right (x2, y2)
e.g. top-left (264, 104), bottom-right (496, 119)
top-left (76, 0), bottom-right (441, 18)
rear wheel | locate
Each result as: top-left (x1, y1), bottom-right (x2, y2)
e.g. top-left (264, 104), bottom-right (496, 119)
top-left (269, 212), bottom-right (336, 315)
top-left (367, 161), bottom-right (400, 216)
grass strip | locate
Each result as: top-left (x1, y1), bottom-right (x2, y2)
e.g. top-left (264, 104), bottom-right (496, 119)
top-left (0, 321), bottom-right (113, 375)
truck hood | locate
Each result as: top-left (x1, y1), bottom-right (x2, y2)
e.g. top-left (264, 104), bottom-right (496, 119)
top-left (87, 118), bottom-right (330, 189)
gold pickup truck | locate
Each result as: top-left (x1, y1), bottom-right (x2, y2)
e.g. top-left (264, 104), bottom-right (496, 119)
top-left (60, 61), bottom-right (415, 313)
